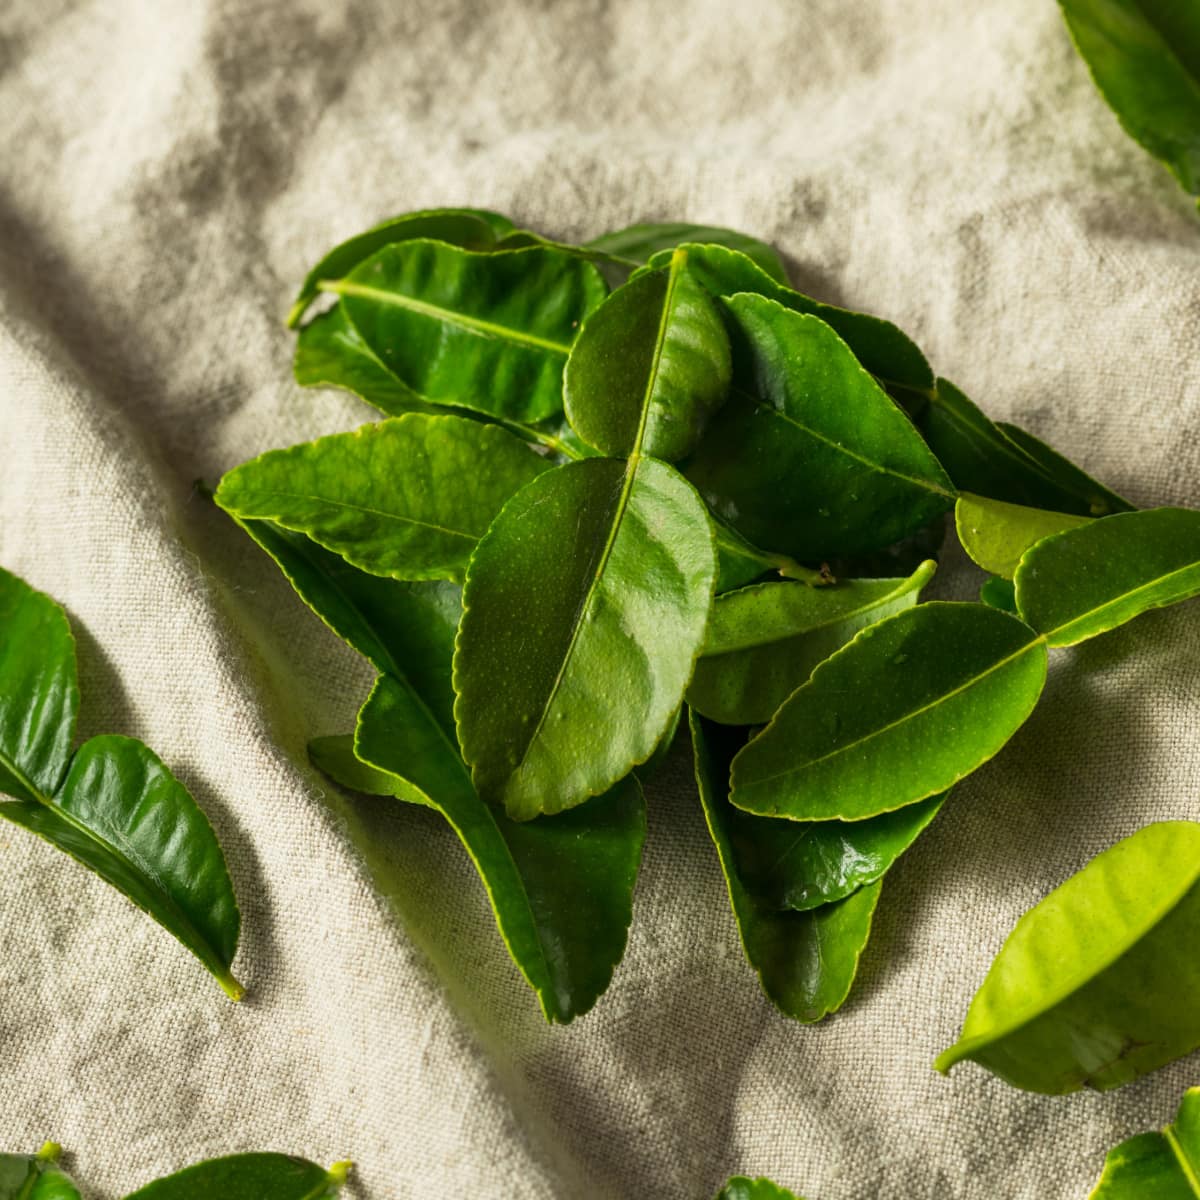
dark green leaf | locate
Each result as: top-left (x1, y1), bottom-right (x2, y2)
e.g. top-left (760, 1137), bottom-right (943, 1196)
top-left (955, 492), bottom-right (1090, 579)
top-left (716, 1177), bottom-right (804, 1200)
top-left (564, 250), bottom-right (731, 461)
top-left (455, 456), bottom-right (715, 820)
top-left (0, 568), bottom-right (242, 998)
top-left (1015, 508), bottom-right (1200, 646)
top-left (979, 576), bottom-right (1017, 613)
top-left (688, 561), bottom-right (935, 725)
top-left (937, 821), bottom-right (1200, 1093)
top-left (730, 602), bottom-right (1047, 822)
top-left (586, 222), bottom-right (790, 282)
top-left (650, 241), bottom-right (934, 393)
top-left (691, 713), bottom-right (880, 1023)
top-left (0, 1144), bottom-right (80, 1200)
top-left (1090, 1087), bottom-right (1200, 1198)
top-left (287, 206), bottom-right (513, 326)
top-left (215, 415), bottom-right (549, 583)
top-left (122, 1153), bottom-right (350, 1200)
top-left (996, 420), bottom-right (1133, 516)
top-left (1060, 0), bottom-right (1200, 195)
top-left (684, 294), bottom-right (955, 561)
top-left (317, 240), bottom-right (607, 423)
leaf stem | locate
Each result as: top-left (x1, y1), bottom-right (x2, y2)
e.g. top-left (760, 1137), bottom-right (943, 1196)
top-left (326, 1161), bottom-right (353, 1188)
top-left (35, 1143), bottom-right (62, 1164)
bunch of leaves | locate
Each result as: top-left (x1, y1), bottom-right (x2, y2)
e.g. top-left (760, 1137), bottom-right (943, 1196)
top-left (0, 568), bottom-right (242, 998)
top-left (0, 1143), bottom-right (349, 1200)
top-left (215, 209), bottom-right (1200, 1043)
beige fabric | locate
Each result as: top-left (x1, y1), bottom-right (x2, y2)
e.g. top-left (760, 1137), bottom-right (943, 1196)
top-left (1, 2), bottom-right (1198, 1197)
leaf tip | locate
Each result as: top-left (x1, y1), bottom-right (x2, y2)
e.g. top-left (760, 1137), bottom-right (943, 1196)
top-left (36, 1142), bottom-right (62, 1164)
top-left (327, 1160), bottom-right (354, 1187)
top-left (285, 299), bottom-right (307, 329)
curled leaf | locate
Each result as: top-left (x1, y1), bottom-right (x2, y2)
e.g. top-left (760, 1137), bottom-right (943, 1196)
top-left (955, 492), bottom-right (1090, 579)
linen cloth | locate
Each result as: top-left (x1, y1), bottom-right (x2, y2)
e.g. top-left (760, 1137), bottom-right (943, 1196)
top-left (1, 2), bottom-right (1198, 1197)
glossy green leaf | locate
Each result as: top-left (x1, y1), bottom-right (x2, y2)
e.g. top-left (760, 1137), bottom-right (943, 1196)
top-left (979, 576), bottom-right (1017, 612)
top-left (955, 493), bottom-right (1091, 579)
top-left (730, 602), bottom-right (1048, 822)
top-left (684, 293), bottom-right (955, 561)
top-left (1015, 507), bottom-right (1200, 646)
top-left (288, 207), bottom-right (513, 326)
top-left (455, 456), bottom-right (716, 819)
top-left (122, 1154), bottom-right (350, 1200)
top-left (586, 222), bottom-right (790, 282)
top-left (0, 1144), bottom-right (80, 1200)
top-left (1090, 1087), bottom-right (1200, 1198)
top-left (688, 560), bottom-right (936, 725)
top-left (649, 241), bottom-right (934, 393)
top-left (918, 379), bottom-right (1131, 517)
top-left (716, 1177), bottom-right (804, 1200)
top-left (0, 568), bottom-right (242, 998)
top-left (314, 240), bottom-right (607, 423)
top-left (691, 712), bottom-right (880, 1023)
top-left (215, 414), bottom-right (549, 583)
top-left (937, 821), bottom-right (1200, 1093)
top-left (1060, 0), bottom-right (1200, 196)
top-left (563, 250), bottom-right (731, 461)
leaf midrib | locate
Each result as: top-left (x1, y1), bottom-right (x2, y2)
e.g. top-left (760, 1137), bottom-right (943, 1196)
top-left (321, 279), bottom-right (572, 355)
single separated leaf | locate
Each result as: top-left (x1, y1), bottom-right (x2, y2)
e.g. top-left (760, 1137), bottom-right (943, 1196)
top-left (0, 1143), bottom-right (79, 1200)
top-left (684, 294), bottom-right (954, 562)
top-left (1060, 0), bottom-right (1200, 196)
top-left (648, 241), bottom-right (934, 394)
top-left (955, 493), bottom-right (1091, 579)
top-left (937, 821), bottom-right (1200, 1094)
top-left (287, 205), bottom-right (513, 326)
top-left (730, 602), bottom-right (1048, 822)
top-left (1015, 507), bottom-right (1200, 646)
top-left (122, 1154), bottom-right (350, 1200)
top-left (1090, 1087), bottom-right (1200, 1198)
top-left (585, 221), bottom-right (790, 282)
top-left (0, 568), bottom-right (242, 998)
top-left (312, 239), bottom-right (607, 423)
top-left (215, 414), bottom-right (548, 583)
top-left (455, 455), bottom-right (716, 820)
top-left (688, 560), bottom-right (936, 725)
top-left (716, 1177), bottom-right (805, 1200)
top-left (691, 712), bottom-right (880, 1022)
top-left (563, 249), bottom-right (731, 461)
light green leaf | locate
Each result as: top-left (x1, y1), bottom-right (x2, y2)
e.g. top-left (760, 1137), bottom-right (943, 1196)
top-left (287, 206), bottom-right (513, 326)
top-left (937, 821), bottom-right (1200, 1093)
top-left (716, 1177), bottom-right (805, 1200)
top-left (122, 1154), bottom-right (351, 1200)
top-left (955, 493), bottom-right (1091, 579)
top-left (0, 568), bottom-right (242, 998)
top-left (586, 222), bottom-right (790, 282)
top-left (685, 294), bottom-right (954, 561)
top-left (729, 602), bottom-right (1048, 822)
top-left (0, 1144), bottom-right (80, 1200)
top-left (691, 712), bottom-right (880, 1023)
top-left (1090, 1087), bottom-right (1200, 1198)
top-left (455, 456), bottom-right (716, 820)
top-left (1060, 0), bottom-right (1200, 196)
top-left (215, 414), bottom-right (549, 583)
top-left (1014, 507), bottom-right (1200, 646)
top-left (315, 240), bottom-right (608, 423)
top-left (649, 241), bottom-right (934, 394)
top-left (564, 249), bottom-right (731, 461)
top-left (688, 560), bottom-right (935, 725)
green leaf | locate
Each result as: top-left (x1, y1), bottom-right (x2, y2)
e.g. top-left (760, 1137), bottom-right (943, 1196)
top-left (979, 576), bottom-right (1017, 613)
top-left (215, 415), bottom-right (549, 583)
top-left (563, 249), bottom-right (731, 461)
top-left (936, 821), bottom-right (1200, 1093)
top-left (315, 240), bottom-right (608, 423)
top-left (1014, 507), bottom-right (1200, 646)
top-left (955, 493), bottom-right (1091, 579)
top-left (455, 456), bottom-right (716, 819)
top-left (730, 602), bottom-right (1048, 822)
top-left (918, 379), bottom-right (1131, 517)
top-left (688, 560), bottom-right (936, 725)
top-left (1060, 0), bottom-right (1200, 196)
top-left (650, 241), bottom-right (934, 393)
top-left (691, 712), bottom-right (880, 1023)
top-left (586, 222), bottom-right (790, 282)
top-left (1090, 1087), bottom-right (1200, 1198)
top-left (0, 568), bottom-right (242, 998)
top-left (0, 1144), bottom-right (80, 1200)
top-left (287, 206), bottom-right (513, 326)
top-left (716, 1177), bottom-right (805, 1200)
top-left (122, 1153), bottom-right (350, 1200)
top-left (684, 293), bottom-right (955, 561)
